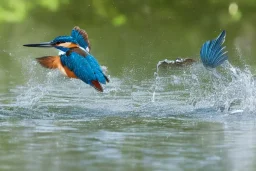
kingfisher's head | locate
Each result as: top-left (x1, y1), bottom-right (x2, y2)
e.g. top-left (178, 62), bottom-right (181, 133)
top-left (23, 36), bottom-right (80, 52)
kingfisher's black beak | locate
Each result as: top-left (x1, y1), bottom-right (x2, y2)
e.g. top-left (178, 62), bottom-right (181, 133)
top-left (23, 42), bottom-right (53, 48)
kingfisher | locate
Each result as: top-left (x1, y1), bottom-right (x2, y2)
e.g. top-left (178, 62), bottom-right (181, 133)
top-left (157, 31), bottom-right (228, 70)
top-left (23, 26), bottom-right (109, 92)
top-left (200, 30), bottom-right (228, 68)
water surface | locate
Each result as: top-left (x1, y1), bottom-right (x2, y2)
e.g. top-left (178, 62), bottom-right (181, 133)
top-left (1, 1), bottom-right (256, 171)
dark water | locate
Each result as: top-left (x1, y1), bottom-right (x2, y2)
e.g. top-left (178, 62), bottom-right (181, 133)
top-left (1, 1), bottom-right (256, 171)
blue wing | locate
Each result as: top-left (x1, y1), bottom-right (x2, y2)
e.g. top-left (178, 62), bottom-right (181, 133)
top-left (60, 52), bottom-right (106, 87)
top-left (200, 30), bottom-right (228, 68)
top-left (71, 26), bottom-right (90, 52)
top-left (60, 53), bottom-right (94, 84)
top-left (85, 54), bottom-right (107, 84)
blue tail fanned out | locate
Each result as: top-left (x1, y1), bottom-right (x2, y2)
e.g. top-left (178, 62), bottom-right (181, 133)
top-left (200, 30), bottom-right (228, 68)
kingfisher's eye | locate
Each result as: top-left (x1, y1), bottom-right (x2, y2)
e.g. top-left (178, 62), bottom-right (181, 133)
top-left (55, 42), bottom-right (61, 44)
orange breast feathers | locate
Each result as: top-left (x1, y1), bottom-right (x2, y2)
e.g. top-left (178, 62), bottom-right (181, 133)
top-left (36, 56), bottom-right (77, 78)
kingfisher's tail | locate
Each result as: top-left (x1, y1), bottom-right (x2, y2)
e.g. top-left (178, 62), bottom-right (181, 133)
top-left (200, 30), bottom-right (228, 68)
top-left (91, 80), bottom-right (103, 92)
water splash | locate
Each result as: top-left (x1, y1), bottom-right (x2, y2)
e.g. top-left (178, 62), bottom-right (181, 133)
top-left (151, 58), bottom-right (196, 103)
top-left (151, 71), bottom-right (159, 103)
top-left (2, 53), bottom-right (256, 119)
top-left (152, 56), bottom-right (256, 115)
top-left (186, 61), bottom-right (256, 113)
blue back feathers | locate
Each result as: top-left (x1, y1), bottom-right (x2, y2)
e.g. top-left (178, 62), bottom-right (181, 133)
top-left (60, 52), bottom-right (106, 85)
top-left (86, 55), bottom-right (106, 84)
top-left (200, 30), bottom-right (228, 68)
top-left (71, 26), bottom-right (91, 52)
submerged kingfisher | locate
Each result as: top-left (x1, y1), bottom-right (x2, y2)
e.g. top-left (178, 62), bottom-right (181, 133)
top-left (157, 31), bottom-right (228, 69)
top-left (23, 26), bottom-right (109, 92)
top-left (200, 30), bottom-right (228, 68)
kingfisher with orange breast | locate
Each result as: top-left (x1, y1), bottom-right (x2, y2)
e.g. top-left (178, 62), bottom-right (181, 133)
top-left (23, 26), bottom-right (109, 92)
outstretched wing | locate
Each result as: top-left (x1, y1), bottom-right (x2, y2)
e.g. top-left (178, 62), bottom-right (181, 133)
top-left (71, 26), bottom-right (91, 52)
top-left (200, 30), bottom-right (228, 68)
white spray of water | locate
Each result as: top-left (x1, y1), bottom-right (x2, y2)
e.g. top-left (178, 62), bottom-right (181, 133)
top-left (151, 56), bottom-right (256, 114)
top-left (7, 50), bottom-right (256, 117)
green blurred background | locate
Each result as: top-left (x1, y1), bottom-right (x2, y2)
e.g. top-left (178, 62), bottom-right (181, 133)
top-left (0, 0), bottom-right (255, 90)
